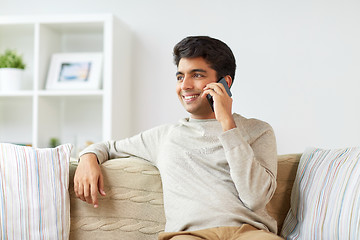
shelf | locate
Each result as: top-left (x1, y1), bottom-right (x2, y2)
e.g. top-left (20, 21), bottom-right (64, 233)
top-left (0, 24), bottom-right (35, 90)
top-left (0, 90), bottom-right (34, 97)
top-left (0, 14), bottom-right (132, 152)
top-left (0, 90), bottom-right (104, 97)
top-left (0, 97), bottom-right (33, 144)
top-left (37, 90), bottom-right (104, 97)
top-left (37, 96), bottom-right (103, 153)
top-left (41, 22), bottom-right (104, 34)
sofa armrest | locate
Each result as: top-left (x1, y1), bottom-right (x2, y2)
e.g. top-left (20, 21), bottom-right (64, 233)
top-left (69, 157), bottom-right (165, 240)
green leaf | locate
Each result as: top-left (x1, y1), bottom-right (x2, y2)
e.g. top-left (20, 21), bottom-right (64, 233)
top-left (0, 49), bottom-right (26, 69)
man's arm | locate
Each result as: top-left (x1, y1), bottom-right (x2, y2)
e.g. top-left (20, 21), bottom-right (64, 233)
top-left (219, 124), bottom-right (277, 210)
top-left (203, 78), bottom-right (277, 210)
top-left (74, 125), bottom-right (168, 207)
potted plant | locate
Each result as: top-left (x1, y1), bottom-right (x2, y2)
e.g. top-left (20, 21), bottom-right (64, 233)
top-left (0, 49), bottom-right (26, 91)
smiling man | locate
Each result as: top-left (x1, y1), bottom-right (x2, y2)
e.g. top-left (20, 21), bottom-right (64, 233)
top-left (74, 36), bottom-right (282, 240)
top-left (175, 56), bottom-right (236, 131)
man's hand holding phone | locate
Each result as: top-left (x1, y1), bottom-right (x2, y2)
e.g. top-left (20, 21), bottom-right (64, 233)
top-left (202, 77), bottom-right (236, 132)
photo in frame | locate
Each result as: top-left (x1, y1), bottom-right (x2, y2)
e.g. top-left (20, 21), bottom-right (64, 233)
top-left (46, 53), bottom-right (102, 90)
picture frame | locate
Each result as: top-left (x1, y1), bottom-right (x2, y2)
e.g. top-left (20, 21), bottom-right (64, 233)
top-left (46, 52), bottom-right (102, 90)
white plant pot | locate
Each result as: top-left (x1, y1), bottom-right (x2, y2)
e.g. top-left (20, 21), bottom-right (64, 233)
top-left (0, 68), bottom-right (24, 92)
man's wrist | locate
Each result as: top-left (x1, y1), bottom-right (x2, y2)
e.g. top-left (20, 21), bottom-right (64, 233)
top-left (78, 153), bottom-right (100, 164)
top-left (221, 117), bottom-right (236, 132)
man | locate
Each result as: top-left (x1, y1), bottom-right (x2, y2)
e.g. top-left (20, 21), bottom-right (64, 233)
top-left (74, 36), bottom-right (282, 240)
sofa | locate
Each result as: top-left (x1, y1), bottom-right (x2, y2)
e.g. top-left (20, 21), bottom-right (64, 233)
top-left (68, 154), bottom-right (301, 239)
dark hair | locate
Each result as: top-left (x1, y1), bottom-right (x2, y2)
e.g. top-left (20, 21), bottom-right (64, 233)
top-left (173, 36), bottom-right (236, 86)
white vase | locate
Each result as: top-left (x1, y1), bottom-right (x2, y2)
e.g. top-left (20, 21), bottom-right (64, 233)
top-left (0, 68), bottom-right (24, 92)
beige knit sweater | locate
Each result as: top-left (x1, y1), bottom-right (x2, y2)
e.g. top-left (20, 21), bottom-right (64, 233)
top-left (80, 113), bottom-right (278, 233)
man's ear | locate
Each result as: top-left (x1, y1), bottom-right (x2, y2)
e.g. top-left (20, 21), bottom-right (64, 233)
top-left (224, 75), bottom-right (233, 88)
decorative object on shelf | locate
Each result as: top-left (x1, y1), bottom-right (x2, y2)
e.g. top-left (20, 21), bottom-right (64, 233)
top-left (46, 52), bottom-right (102, 90)
top-left (0, 49), bottom-right (26, 91)
top-left (49, 137), bottom-right (61, 148)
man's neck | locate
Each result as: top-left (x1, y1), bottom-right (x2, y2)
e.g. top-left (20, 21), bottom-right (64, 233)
top-left (190, 112), bottom-right (216, 120)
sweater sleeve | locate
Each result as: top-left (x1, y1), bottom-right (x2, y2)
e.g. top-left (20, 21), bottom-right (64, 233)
top-left (79, 125), bottom-right (168, 165)
top-left (218, 123), bottom-right (277, 211)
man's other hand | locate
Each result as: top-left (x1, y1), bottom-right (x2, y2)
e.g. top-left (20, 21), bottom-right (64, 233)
top-left (74, 153), bottom-right (106, 208)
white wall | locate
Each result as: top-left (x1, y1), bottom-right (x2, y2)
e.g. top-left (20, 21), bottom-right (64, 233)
top-left (1, 0), bottom-right (359, 154)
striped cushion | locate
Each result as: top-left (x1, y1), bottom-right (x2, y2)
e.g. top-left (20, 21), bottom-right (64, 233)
top-left (281, 147), bottom-right (360, 239)
top-left (0, 143), bottom-right (72, 239)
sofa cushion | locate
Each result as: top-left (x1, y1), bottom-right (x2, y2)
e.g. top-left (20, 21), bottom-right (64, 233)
top-left (0, 143), bottom-right (72, 239)
top-left (266, 154), bottom-right (301, 233)
top-left (281, 147), bottom-right (360, 239)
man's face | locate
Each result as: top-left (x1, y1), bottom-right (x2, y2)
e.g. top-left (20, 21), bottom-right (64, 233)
top-left (176, 57), bottom-right (217, 119)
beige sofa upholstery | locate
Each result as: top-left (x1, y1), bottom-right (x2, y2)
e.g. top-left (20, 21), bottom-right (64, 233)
top-left (69, 154), bottom-right (301, 239)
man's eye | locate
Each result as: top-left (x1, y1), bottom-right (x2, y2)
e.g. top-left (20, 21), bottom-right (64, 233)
top-left (193, 73), bottom-right (203, 78)
top-left (177, 76), bottom-right (184, 81)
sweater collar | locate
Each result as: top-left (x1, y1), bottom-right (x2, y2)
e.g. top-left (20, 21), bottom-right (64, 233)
top-left (180, 113), bottom-right (251, 144)
top-left (187, 117), bottom-right (217, 123)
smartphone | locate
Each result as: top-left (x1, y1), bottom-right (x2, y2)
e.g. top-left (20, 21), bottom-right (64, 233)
top-left (206, 77), bottom-right (232, 111)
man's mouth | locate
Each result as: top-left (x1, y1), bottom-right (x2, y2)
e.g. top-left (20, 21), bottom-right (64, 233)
top-left (182, 94), bottom-right (200, 102)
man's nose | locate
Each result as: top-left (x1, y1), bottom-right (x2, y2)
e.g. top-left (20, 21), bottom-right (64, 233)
top-left (181, 76), bottom-right (193, 90)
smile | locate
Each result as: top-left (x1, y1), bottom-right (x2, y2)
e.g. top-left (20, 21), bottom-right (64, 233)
top-left (182, 94), bottom-right (200, 102)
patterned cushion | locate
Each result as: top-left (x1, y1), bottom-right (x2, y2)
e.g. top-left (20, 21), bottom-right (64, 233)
top-left (281, 147), bottom-right (360, 239)
top-left (0, 143), bottom-right (72, 239)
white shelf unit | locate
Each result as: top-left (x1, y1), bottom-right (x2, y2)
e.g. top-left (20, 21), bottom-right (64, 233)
top-left (0, 14), bottom-right (132, 155)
